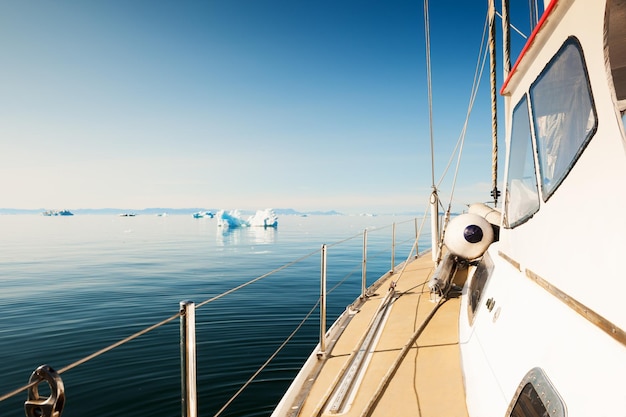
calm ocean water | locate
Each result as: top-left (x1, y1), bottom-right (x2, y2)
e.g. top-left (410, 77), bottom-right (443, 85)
top-left (0, 214), bottom-right (429, 417)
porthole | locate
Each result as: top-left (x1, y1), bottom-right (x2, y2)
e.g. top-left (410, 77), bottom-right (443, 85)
top-left (506, 367), bottom-right (567, 417)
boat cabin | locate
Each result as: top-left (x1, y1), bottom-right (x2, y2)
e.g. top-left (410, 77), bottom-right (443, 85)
top-left (462, 0), bottom-right (626, 415)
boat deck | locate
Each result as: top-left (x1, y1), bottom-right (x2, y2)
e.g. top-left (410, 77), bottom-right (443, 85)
top-left (289, 254), bottom-right (468, 417)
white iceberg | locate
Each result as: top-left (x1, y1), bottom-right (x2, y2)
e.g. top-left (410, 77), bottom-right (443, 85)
top-left (42, 209), bottom-right (73, 216)
top-left (216, 210), bottom-right (249, 228)
top-left (215, 209), bottom-right (278, 229)
top-left (248, 209), bottom-right (278, 228)
top-left (193, 211), bottom-right (214, 219)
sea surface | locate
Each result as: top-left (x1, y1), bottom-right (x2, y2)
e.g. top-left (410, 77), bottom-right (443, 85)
top-left (0, 214), bottom-right (430, 417)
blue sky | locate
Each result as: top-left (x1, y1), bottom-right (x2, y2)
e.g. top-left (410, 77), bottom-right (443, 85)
top-left (0, 1), bottom-right (535, 213)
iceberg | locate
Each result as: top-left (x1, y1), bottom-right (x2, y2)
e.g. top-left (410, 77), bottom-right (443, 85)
top-left (193, 211), bottom-right (214, 219)
top-left (215, 209), bottom-right (279, 228)
top-left (248, 208), bottom-right (278, 228)
top-left (42, 210), bottom-right (73, 216)
top-left (216, 210), bottom-right (249, 228)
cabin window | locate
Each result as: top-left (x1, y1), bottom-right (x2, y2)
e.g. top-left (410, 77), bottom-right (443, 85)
top-left (468, 252), bottom-right (494, 324)
top-left (505, 96), bottom-right (539, 228)
top-left (529, 37), bottom-right (597, 200)
top-left (506, 368), bottom-right (566, 417)
top-left (510, 384), bottom-right (551, 417)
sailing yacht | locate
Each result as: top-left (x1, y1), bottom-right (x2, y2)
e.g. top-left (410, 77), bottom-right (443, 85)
top-left (270, 0), bottom-right (626, 415)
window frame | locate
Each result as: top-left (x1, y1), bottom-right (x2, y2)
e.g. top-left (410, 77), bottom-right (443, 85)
top-left (529, 36), bottom-right (598, 202)
top-left (506, 367), bottom-right (567, 417)
top-left (505, 95), bottom-right (541, 229)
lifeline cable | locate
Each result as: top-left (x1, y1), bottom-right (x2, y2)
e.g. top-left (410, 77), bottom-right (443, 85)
top-left (0, 218), bottom-right (426, 410)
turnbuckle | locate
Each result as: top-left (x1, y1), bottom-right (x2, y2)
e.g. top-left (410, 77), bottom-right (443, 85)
top-left (24, 365), bottom-right (65, 417)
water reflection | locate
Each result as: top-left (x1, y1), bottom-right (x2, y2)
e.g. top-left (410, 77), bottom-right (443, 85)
top-left (217, 226), bottom-right (277, 246)
top-left (248, 226), bottom-right (277, 244)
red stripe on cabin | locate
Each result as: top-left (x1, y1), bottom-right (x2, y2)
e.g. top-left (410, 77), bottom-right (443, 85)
top-left (500, 0), bottom-right (560, 95)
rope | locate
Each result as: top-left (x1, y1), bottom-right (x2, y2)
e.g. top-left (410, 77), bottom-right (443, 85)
top-left (311, 237), bottom-right (424, 416)
top-left (390, 237), bottom-right (420, 289)
top-left (213, 230), bottom-right (419, 416)
top-left (0, 312), bottom-right (181, 403)
top-left (489, 0), bottom-right (499, 205)
top-left (213, 299), bottom-right (320, 417)
top-left (214, 215), bottom-right (433, 416)
top-left (0, 252), bottom-right (324, 404)
top-left (383, 209), bottom-right (428, 290)
top-left (197, 249), bottom-right (320, 309)
top-left (216, 220), bottom-right (428, 416)
top-left (423, 0), bottom-right (436, 188)
top-left (436, 12), bottom-right (489, 189)
top-left (502, 0), bottom-right (512, 79)
top-left (436, 0), bottom-right (529, 209)
top-left (359, 281), bottom-right (452, 417)
top-left (435, 6), bottom-right (493, 211)
top-left (1, 218), bottom-right (424, 408)
top-left (359, 249), bottom-right (460, 417)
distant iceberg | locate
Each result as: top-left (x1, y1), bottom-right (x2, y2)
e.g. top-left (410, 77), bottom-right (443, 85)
top-left (193, 211), bottom-right (214, 219)
top-left (248, 208), bottom-right (278, 228)
top-left (42, 210), bottom-right (73, 216)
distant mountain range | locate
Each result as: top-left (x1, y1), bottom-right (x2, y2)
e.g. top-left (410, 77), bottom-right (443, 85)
top-left (0, 207), bottom-right (346, 216)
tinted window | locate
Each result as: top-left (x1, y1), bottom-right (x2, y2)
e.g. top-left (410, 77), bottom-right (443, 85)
top-left (510, 384), bottom-right (549, 417)
top-left (468, 252), bottom-right (494, 324)
top-left (530, 37), bottom-right (597, 200)
top-left (505, 96), bottom-right (539, 228)
top-left (506, 368), bottom-right (566, 417)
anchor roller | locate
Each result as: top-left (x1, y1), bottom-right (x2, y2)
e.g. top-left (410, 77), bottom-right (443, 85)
top-left (24, 365), bottom-right (65, 417)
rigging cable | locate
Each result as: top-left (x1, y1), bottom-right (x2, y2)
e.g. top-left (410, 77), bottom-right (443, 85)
top-left (423, 0), bottom-right (435, 189)
top-left (430, 9), bottom-right (489, 262)
top-left (495, 11), bottom-right (527, 39)
top-left (1, 218), bottom-right (427, 415)
top-left (435, 4), bottom-right (528, 198)
top-left (435, 12), bottom-right (489, 192)
top-left (213, 299), bottom-right (320, 417)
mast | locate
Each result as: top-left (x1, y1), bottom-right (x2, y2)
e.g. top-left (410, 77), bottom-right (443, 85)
top-left (423, 0), bottom-right (440, 262)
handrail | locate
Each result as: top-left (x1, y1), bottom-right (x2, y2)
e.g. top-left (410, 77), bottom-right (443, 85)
top-left (0, 215), bottom-right (428, 416)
